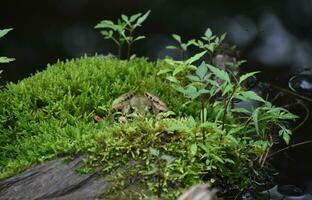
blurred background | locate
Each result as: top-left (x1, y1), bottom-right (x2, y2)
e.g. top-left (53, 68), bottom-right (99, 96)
top-left (1, 0), bottom-right (312, 193)
top-left (1, 0), bottom-right (312, 83)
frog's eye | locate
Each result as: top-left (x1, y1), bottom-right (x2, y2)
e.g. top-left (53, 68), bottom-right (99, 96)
top-left (148, 107), bottom-right (153, 112)
top-left (129, 107), bottom-right (135, 113)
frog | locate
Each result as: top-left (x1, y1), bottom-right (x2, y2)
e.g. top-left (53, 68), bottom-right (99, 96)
top-left (111, 90), bottom-right (168, 122)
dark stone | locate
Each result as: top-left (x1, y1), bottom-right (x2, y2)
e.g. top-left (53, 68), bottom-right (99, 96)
top-left (0, 155), bottom-right (110, 200)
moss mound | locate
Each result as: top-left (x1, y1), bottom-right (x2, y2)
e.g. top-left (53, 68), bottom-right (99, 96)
top-left (0, 56), bottom-right (184, 179)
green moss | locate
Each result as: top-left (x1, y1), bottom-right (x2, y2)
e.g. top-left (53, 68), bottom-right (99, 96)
top-left (0, 56), bottom-right (186, 179)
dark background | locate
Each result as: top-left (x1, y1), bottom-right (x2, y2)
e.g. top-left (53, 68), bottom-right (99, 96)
top-left (1, 0), bottom-right (312, 83)
top-left (1, 0), bottom-right (312, 193)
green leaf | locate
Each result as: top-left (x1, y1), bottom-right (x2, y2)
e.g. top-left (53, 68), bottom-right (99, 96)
top-left (231, 108), bottom-right (251, 114)
top-left (0, 28), bottom-right (13, 39)
top-left (282, 131), bottom-right (290, 145)
top-left (172, 34), bottom-right (181, 43)
top-left (0, 57), bottom-right (15, 63)
top-left (252, 107), bottom-right (260, 135)
top-left (166, 76), bottom-right (179, 83)
top-left (190, 143), bottom-right (197, 156)
top-left (279, 126), bottom-right (292, 145)
top-left (205, 44), bottom-right (215, 52)
top-left (95, 20), bottom-right (115, 29)
top-left (198, 89), bottom-right (210, 94)
top-left (133, 35), bottom-right (146, 42)
top-left (166, 45), bottom-right (178, 50)
top-left (186, 75), bottom-right (201, 82)
top-left (121, 14), bottom-right (129, 22)
top-left (222, 84), bottom-right (233, 96)
top-left (129, 13), bottom-right (142, 22)
top-left (149, 147), bottom-right (160, 156)
top-left (238, 72), bottom-right (259, 84)
top-left (204, 28), bottom-right (213, 38)
top-left (184, 85), bottom-right (200, 100)
top-left (220, 33), bottom-right (227, 42)
top-left (175, 86), bottom-right (185, 94)
top-left (207, 64), bottom-right (230, 82)
top-left (185, 51), bottom-right (207, 65)
top-left (157, 69), bottom-right (172, 76)
top-left (241, 91), bottom-right (265, 102)
top-left (196, 61), bottom-right (208, 79)
top-left (161, 154), bottom-right (175, 163)
top-left (173, 65), bottom-right (185, 76)
top-left (136, 10), bottom-right (151, 25)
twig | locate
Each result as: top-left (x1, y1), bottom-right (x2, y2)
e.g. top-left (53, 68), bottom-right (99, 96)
top-left (271, 84), bottom-right (312, 103)
top-left (267, 140), bottom-right (312, 158)
top-left (292, 102), bottom-right (310, 132)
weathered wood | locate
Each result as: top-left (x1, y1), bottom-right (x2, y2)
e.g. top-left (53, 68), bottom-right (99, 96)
top-left (0, 155), bottom-right (110, 200)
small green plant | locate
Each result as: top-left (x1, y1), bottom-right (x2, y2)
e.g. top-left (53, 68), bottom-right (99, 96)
top-left (193, 28), bottom-right (226, 57)
top-left (95, 10), bottom-right (150, 59)
top-left (158, 30), bottom-right (297, 176)
top-left (166, 34), bottom-right (195, 60)
top-left (0, 28), bottom-right (14, 79)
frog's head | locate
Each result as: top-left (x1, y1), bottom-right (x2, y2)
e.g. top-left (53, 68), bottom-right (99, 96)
top-left (112, 91), bottom-right (168, 120)
top-left (129, 95), bottom-right (153, 117)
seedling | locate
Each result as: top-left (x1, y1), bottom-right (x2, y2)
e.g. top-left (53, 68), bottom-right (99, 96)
top-left (95, 10), bottom-right (150, 59)
top-left (166, 34), bottom-right (195, 60)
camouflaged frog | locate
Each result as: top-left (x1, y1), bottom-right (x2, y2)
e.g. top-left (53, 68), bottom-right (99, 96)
top-left (111, 90), bottom-right (168, 122)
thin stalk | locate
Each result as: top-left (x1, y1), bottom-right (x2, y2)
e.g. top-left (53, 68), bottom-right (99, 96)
top-left (271, 84), bottom-right (312, 103)
top-left (127, 42), bottom-right (132, 60)
top-left (201, 100), bottom-right (206, 141)
top-left (118, 43), bottom-right (122, 59)
top-left (292, 102), bottom-right (310, 132)
top-left (157, 163), bottom-right (163, 198)
top-left (267, 140), bottom-right (312, 158)
top-left (127, 29), bottom-right (134, 60)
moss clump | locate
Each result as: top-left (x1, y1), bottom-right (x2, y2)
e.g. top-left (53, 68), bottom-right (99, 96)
top-left (87, 118), bottom-right (260, 199)
top-left (0, 56), bottom-right (185, 179)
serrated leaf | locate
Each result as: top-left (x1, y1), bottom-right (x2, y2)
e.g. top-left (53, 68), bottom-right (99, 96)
top-left (185, 51), bottom-right (207, 65)
top-left (137, 10), bottom-right (151, 24)
top-left (239, 72), bottom-right (259, 84)
top-left (196, 61), bottom-right (208, 79)
top-left (241, 91), bottom-right (265, 102)
top-left (0, 28), bottom-right (13, 38)
top-left (207, 64), bottom-right (230, 82)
